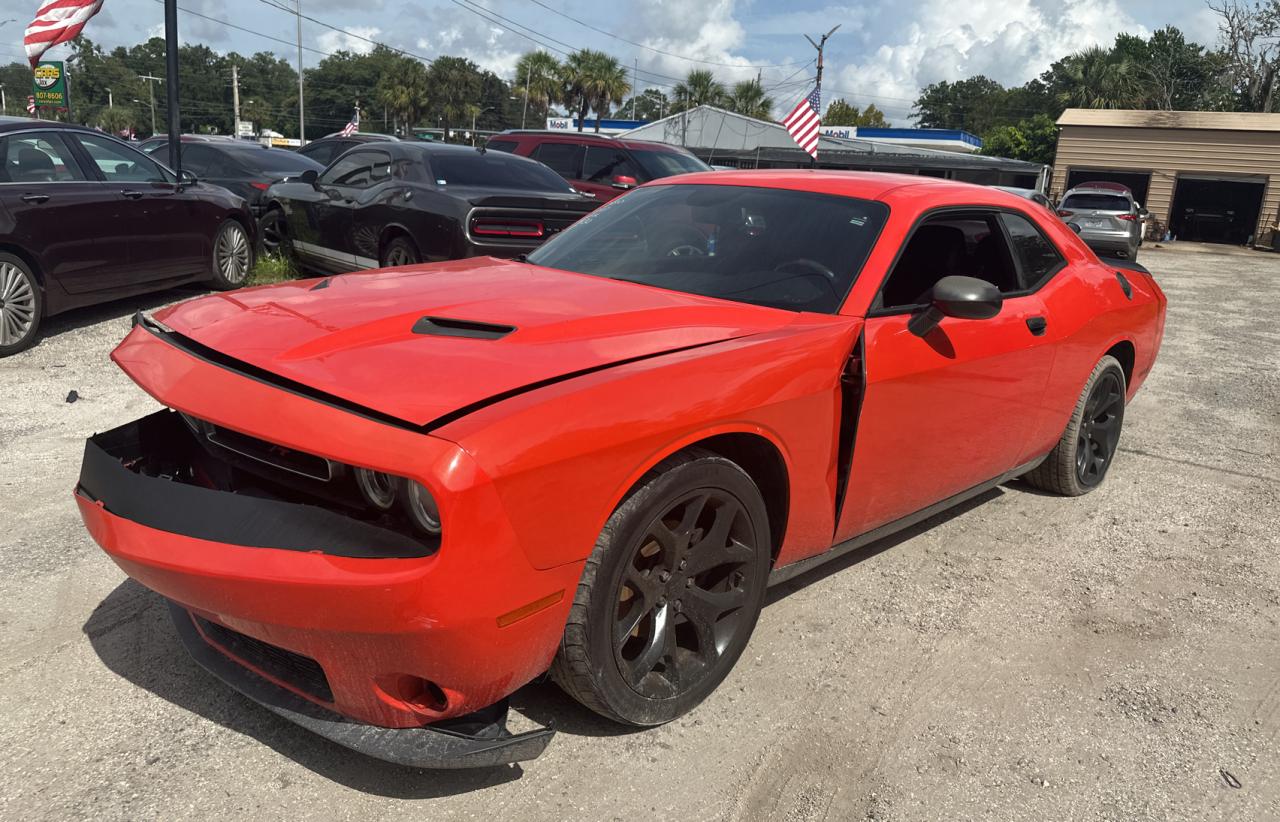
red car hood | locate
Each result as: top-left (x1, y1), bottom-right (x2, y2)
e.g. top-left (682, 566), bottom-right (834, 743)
top-left (153, 258), bottom-right (795, 427)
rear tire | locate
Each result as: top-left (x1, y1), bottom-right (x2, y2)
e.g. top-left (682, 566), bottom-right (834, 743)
top-left (259, 208), bottom-right (290, 258)
top-left (380, 236), bottom-right (419, 268)
top-left (210, 219), bottom-right (253, 290)
top-left (0, 253), bottom-right (42, 357)
top-left (551, 449), bottom-right (771, 726)
top-left (1025, 355), bottom-right (1126, 496)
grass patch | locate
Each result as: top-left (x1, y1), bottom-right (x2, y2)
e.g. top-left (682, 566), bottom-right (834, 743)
top-left (247, 253), bottom-right (299, 286)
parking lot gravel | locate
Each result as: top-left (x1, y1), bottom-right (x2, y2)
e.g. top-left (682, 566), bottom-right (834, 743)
top-left (1, 245), bottom-right (1277, 821)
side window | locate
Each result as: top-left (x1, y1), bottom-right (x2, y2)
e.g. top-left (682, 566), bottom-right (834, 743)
top-left (4, 132), bottom-right (86, 182)
top-left (582, 146), bottom-right (640, 183)
top-left (879, 211), bottom-right (1020, 309)
top-left (181, 145), bottom-right (216, 176)
top-left (1002, 213), bottom-right (1065, 291)
top-left (303, 142), bottom-right (338, 167)
top-left (532, 142), bottom-right (584, 178)
top-left (75, 134), bottom-right (169, 183)
top-left (366, 150), bottom-right (393, 184)
top-left (319, 151), bottom-right (376, 187)
top-left (485, 138), bottom-right (519, 153)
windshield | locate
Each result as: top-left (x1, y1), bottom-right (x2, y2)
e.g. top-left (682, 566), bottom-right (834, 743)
top-left (630, 148), bottom-right (711, 179)
top-left (1061, 193), bottom-right (1130, 212)
top-left (430, 152), bottom-right (575, 192)
top-left (526, 184), bottom-right (888, 313)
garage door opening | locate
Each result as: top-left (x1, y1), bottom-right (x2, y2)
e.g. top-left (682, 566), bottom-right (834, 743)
top-left (1065, 169), bottom-right (1151, 206)
top-left (1170, 177), bottom-right (1265, 245)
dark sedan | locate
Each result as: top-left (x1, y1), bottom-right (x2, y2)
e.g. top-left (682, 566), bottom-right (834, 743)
top-left (144, 140), bottom-right (323, 217)
top-left (261, 141), bottom-right (598, 272)
top-left (296, 132), bottom-right (398, 167)
top-left (0, 118), bottom-right (255, 356)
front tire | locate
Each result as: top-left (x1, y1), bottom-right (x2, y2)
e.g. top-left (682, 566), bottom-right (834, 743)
top-left (0, 253), bottom-right (42, 357)
top-left (1025, 355), bottom-right (1127, 496)
top-left (380, 236), bottom-right (419, 268)
top-left (210, 219), bottom-right (253, 289)
top-left (259, 208), bottom-right (290, 258)
top-left (551, 449), bottom-right (771, 726)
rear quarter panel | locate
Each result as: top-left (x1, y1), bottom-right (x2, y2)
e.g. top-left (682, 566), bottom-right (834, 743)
top-left (434, 316), bottom-right (862, 571)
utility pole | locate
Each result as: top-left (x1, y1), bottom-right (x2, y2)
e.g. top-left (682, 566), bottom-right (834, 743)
top-left (803, 25), bottom-right (839, 167)
top-left (1, 85), bottom-right (6, 117)
top-left (295, 0), bottom-right (305, 145)
top-left (164, 0), bottom-right (182, 176)
top-left (106, 88), bottom-right (113, 109)
top-left (231, 62), bottom-right (240, 138)
top-left (520, 61), bottom-right (531, 129)
top-left (631, 59), bottom-right (637, 120)
top-left (139, 74), bottom-right (162, 135)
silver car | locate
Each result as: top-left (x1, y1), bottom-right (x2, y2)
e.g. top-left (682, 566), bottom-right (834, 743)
top-left (1057, 184), bottom-right (1142, 260)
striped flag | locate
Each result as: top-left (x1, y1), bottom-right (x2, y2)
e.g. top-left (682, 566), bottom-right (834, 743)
top-left (339, 107), bottom-right (359, 137)
top-left (24, 0), bottom-right (106, 68)
top-left (27, 95), bottom-right (37, 115)
top-left (782, 87), bottom-right (822, 159)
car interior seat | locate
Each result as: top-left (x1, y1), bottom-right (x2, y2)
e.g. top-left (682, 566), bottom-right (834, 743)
top-left (15, 148), bottom-right (56, 182)
top-left (968, 232), bottom-right (1019, 293)
top-left (882, 223), bottom-right (966, 307)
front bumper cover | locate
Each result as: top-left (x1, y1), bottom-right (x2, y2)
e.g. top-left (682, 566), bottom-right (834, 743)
top-left (168, 601), bottom-right (554, 768)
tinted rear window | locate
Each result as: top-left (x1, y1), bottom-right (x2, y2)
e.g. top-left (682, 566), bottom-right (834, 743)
top-left (1061, 193), bottom-right (1130, 211)
top-left (430, 152), bottom-right (574, 192)
top-left (485, 139), bottom-right (519, 153)
top-left (229, 148), bottom-right (321, 172)
top-left (630, 148), bottom-right (711, 179)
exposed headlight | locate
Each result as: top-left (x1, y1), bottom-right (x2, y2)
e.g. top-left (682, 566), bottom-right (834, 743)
top-left (401, 480), bottom-right (441, 536)
top-left (354, 468), bottom-right (397, 510)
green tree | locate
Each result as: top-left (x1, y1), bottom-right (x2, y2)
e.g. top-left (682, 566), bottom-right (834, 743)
top-left (912, 75), bottom-right (1009, 132)
top-left (304, 47), bottom-right (403, 139)
top-left (671, 69), bottom-right (727, 113)
top-left (375, 56), bottom-right (430, 134)
top-left (426, 56), bottom-right (482, 140)
top-left (513, 50), bottom-right (562, 125)
top-left (823, 99), bottom-right (889, 127)
top-left (726, 79), bottom-right (774, 119)
top-left (618, 88), bottom-right (669, 120)
top-left (97, 105), bottom-right (137, 136)
top-left (980, 113), bottom-right (1059, 164)
top-left (579, 51), bottom-right (630, 130)
top-left (1042, 45), bottom-right (1141, 109)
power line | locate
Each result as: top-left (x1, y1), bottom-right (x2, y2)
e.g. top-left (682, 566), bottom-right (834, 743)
top-left (254, 0), bottom-right (436, 66)
top-left (521, 0), bottom-right (802, 70)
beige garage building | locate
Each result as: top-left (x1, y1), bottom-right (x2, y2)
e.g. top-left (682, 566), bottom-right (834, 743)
top-left (1051, 109), bottom-right (1280, 246)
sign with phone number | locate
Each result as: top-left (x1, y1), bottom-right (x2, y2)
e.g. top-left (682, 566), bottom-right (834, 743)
top-left (33, 62), bottom-right (69, 110)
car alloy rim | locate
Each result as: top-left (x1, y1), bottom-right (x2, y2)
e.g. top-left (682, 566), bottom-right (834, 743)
top-left (1076, 371), bottom-right (1124, 486)
top-left (0, 262), bottom-right (36, 347)
top-left (612, 488), bottom-right (759, 699)
top-left (217, 223), bottom-right (250, 284)
top-left (261, 214), bottom-right (285, 252)
top-left (386, 246), bottom-right (414, 266)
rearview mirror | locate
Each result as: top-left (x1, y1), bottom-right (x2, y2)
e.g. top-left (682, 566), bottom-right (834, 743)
top-left (907, 276), bottom-right (1003, 337)
top-left (299, 169), bottom-right (319, 188)
top-left (611, 174), bottom-right (637, 190)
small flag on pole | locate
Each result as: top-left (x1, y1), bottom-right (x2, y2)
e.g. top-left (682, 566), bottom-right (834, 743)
top-left (27, 95), bottom-right (37, 115)
top-left (339, 107), bottom-right (359, 137)
top-left (24, 0), bottom-right (106, 68)
top-left (782, 87), bottom-right (822, 159)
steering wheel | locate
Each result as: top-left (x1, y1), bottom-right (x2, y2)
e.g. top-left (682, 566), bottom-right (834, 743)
top-left (775, 257), bottom-right (837, 281)
top-left (657, 226), bottom-right (708, 258)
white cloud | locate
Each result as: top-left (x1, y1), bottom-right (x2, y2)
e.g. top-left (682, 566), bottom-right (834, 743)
top-left (832, 0), bottom-right (1147, 122)
top-left (317, 25), bottom-right (383, 55)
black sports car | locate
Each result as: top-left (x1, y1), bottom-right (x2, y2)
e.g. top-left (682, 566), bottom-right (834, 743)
top-left (295, 132), bottom-right (398, 167)
top-left (143, 140), bottom-right (324, 217)
top-left (260, 141), bottom-right (598, 272)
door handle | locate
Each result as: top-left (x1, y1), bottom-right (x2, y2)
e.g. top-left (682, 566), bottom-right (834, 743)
top-left (1026, 316), bottom-right (1048, 336)
top-left (121, 190), bottom-right (144, 199)
top-left (21, 193), bottom-right (50, 203)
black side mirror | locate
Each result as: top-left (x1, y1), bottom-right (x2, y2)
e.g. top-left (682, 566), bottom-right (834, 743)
top-left (177, 168), bottom-right (198, 188)
top-left (907, 275), bottom-right (1003, 337)
top-left (1067, 222), bottom-right (1082, 234)
top-left (299, 169), bottom-right (319, 188)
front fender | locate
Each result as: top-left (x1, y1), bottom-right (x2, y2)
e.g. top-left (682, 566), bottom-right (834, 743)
top-left (434, 316), bottom-right (861, 570)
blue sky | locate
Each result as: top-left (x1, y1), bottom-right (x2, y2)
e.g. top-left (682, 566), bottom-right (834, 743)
top-left (5, 0), bottom-right (1224, 122)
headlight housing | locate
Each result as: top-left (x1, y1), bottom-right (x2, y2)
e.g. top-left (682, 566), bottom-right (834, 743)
top-left (401, 479), bottom-right (442, 536)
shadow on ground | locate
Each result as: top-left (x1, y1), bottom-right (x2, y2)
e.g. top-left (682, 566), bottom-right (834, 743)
top-left (81, 484), bottom-right (1010, 793)
top-left (37, 286), bottom-right (208, 342)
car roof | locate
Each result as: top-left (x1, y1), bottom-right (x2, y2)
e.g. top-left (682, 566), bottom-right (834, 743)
top-left (0, 118), bottom-right (99, 135)
top-left (650, 168), bottom-right (1013, 201)
top-left (496, 130), bottom-right (692, 154)
top-left (316, 132), bottom-right (399, 142)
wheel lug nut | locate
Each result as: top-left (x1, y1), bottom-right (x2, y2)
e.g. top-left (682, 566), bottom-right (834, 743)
top-left (658, 571), bottom-right (671, 583)
top-left (674, 600), bottom-right (683, 612)
top-left (678, 559), bottom-right (687, 570)
top-left (685, 577), bottom-right (693, 587)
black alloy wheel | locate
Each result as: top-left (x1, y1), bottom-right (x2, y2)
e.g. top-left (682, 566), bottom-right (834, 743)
top-left (1024, 354), bottom-right (1127, 496)
top-left (552, 449), bottom-right (771, 726)
top-left (1076, 369), bottom-right (1125, 488)
top-left (381, 236), bottom-right (419, 268)
top-left (260, 209), bottom-right (289, 256)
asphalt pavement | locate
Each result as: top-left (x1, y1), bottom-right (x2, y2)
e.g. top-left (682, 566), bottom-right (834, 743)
top-left (1, 244), bottom-right (1277, 820)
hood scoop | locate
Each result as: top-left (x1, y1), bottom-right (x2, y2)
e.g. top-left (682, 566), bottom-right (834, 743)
top-left (412, 316), bottom-right (516, 340)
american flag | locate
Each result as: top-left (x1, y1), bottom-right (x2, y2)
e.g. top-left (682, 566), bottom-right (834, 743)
top-left (339, 107), bottom-right (359, 137)
top-left (24, 0), bottom-right (106, 68)
top-left (782, 87), bottom-right (822, 159)
top-left (27, 95), bottom-right (37, 115)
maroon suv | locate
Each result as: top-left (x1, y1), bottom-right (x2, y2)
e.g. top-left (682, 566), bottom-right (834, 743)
top-left (485, 130), bottom-right (710, 202)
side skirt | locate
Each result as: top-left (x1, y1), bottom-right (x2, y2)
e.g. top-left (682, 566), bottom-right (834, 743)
top-left (767, 453), bottom-right (1049, 587)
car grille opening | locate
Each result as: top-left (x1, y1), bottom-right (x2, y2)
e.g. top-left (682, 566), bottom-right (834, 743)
top-left (193, 614), bottom-right (334, 703)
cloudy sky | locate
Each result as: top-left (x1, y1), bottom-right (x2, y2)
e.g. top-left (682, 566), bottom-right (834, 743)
top-left (6, 0), bottom-right (1223, 122)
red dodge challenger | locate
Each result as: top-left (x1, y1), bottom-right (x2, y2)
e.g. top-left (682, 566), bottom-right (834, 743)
top-left (76, 171), bottom-right (1165, 768)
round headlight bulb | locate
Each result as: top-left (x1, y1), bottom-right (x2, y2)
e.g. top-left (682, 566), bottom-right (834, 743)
top-left (354, 468), bottom-right (397, 511)
top-left (401, 480), bottom-right (442, 536)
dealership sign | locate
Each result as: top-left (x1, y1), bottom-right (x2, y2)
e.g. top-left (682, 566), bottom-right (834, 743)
top-left (32, 61), bottom-right (68, 110)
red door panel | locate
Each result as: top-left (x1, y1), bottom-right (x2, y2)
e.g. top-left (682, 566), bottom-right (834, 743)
top-left (836, 295), bottom-right (1057, 541)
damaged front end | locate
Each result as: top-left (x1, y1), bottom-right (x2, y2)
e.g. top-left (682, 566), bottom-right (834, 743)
top-left (76, 410), bottom-right (556, 768)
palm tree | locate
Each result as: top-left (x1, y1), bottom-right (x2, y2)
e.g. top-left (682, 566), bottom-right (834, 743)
top-left (376, 58), bottom-right (430, 134)
top-left (559, 51), bottom-right (591, 131)
top-left (514, 50), bottom-right (562, 126)
top-left (583, 52), bottom-right (630, 131)
top-left (1055, 46), bottom-right (1140, 109)
top-left (726, 79), bottom-right (774, 119)
top-left (671, 69), bottom-right (727, 113)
